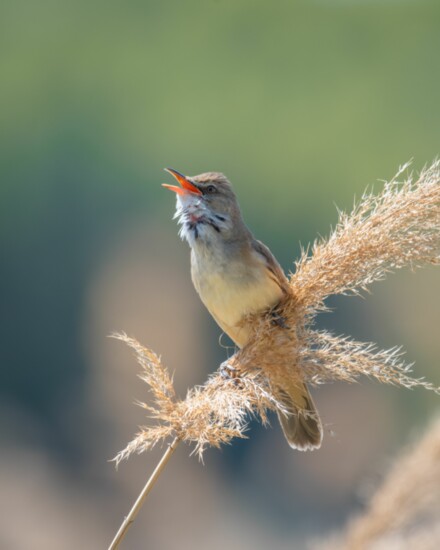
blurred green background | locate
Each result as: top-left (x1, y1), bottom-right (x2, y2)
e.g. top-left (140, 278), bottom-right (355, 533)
top-left (1, 1), bottom-right (439, 548)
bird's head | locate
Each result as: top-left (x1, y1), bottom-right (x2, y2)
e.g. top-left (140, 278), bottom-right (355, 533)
top-left (162, 168), bottom-right (244, 245)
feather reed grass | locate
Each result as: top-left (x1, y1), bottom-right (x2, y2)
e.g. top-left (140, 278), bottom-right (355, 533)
top-left (321, 416), bottom-right (440, 550)
top-left (109, 161), bottom-right (440, 548)
top-left (111, 332), bottom-right (280, 461)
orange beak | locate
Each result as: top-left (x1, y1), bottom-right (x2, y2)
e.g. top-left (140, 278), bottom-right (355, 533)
top-left (162, 168), bottom-right (202, 196)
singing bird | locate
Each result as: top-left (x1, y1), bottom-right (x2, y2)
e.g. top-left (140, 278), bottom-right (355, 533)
top-left (163, 168), bottom-right (322, 450)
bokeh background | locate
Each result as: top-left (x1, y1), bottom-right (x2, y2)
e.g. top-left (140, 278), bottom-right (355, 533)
top-left (1, 1), bottom-right (439, 548)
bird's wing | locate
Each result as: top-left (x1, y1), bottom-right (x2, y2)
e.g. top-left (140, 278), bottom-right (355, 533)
top-left (251, 239), bottom-right (291, 295)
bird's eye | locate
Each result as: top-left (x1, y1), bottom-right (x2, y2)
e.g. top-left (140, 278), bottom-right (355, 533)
top-left (205, 185), bottom-right (216, 194)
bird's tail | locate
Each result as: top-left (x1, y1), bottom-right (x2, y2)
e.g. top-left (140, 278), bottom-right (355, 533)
top-left (276, 382), bottom-right (322, 451)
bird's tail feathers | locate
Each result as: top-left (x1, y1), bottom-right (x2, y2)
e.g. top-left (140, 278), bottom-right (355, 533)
top-left (276, 382), bottom-right (322, 451)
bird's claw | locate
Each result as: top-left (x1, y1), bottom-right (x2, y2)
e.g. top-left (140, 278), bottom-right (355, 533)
top-left (270, 311), bottom-right (290, 329)
top-left (220, 362), bottom-right (243, 388)
top-left (220, 362), bottom-right (239, 379)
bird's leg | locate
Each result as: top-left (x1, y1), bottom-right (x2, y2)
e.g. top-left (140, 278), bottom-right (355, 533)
top-left (220, 360), bottom-right (239, 379)
top-left (269, 308), bottom-right (290, 329)
top-left (220, 361), bottom-right (244, 388)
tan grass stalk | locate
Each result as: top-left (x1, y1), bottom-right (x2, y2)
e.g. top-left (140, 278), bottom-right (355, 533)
top-left (109, 161), bottom-right (440, 547)
top-left (108, 436), bottom-right (180, 550)
top-left (338, 417), bottom-right (440, 550)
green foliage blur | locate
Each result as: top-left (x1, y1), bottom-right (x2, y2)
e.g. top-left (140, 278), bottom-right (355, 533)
top-left (1, 1), bottom-right (439, 546)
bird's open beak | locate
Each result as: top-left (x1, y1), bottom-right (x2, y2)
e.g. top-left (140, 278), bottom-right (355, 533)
top-left (162, 168), bottom-right (202, 196)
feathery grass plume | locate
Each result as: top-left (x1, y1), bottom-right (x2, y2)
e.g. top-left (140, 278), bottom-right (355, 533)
top-left (116, 161), bottom-right (440, 463)
top-left (112, 333), bottom-right (282, 464)
top-left (331, 416), bottom-right (440, 550)
top-left (291, 160), bottom-right (440, 313)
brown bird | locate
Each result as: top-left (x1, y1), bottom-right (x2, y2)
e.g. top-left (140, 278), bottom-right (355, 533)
top-left (163, 168), bottom-right (322, 450)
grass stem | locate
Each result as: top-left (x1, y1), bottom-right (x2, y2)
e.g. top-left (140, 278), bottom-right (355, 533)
top-left (108, 436), bottom-right (180, 550)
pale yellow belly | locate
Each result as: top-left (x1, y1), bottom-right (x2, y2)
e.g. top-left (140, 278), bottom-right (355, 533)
top-left (192, 266), bottom-right (283, 348)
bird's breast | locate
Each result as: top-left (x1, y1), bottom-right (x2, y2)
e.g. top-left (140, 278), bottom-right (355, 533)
top-left (190, 248), bottom-right (283, 347)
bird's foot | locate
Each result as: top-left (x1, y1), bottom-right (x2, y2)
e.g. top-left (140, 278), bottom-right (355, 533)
top-left (220, 361), bottom-right (239, 379)
top-left (270, 310), bottom-right (290, 329)
top-left (220, 361), bottom-right (243, 388)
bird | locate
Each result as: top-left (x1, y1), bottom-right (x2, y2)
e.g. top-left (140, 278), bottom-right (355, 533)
top-left (162, 168), bottom-right (322, 450)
